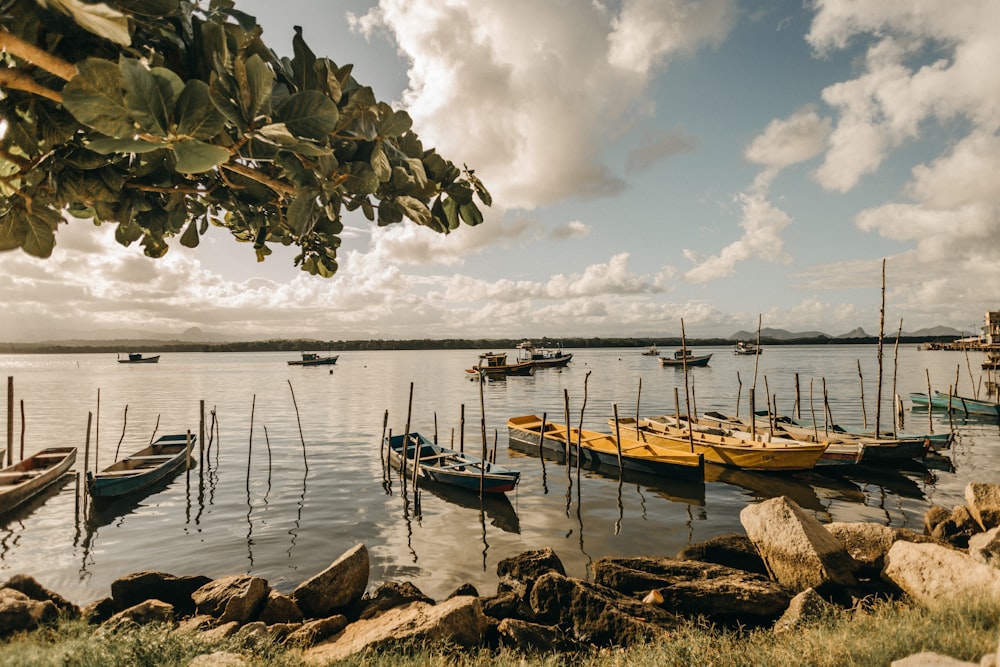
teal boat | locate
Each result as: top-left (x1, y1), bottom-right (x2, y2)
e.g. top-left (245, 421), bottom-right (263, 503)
top-left (909, 391), bottom-right (1000, 419)
top-left (87, 434), bottom-right (194, 498)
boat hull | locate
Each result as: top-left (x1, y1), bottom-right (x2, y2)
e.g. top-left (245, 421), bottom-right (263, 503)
top-left (910, 391), bottom-right (1000, 418)
top-left (288, 355), bottom-right (339, 366)
top-left (118, 355), bottom-right (160, 364)
top-left (660, 354), bottom-right (712, 367)
top-left (506, 415), bottom-right (704, 482)
top-left (88, 434), bottom-right (194, 499)
top-left (0, 447), bottom-right (77, 514)
top-left (386, 432), bottom-right (519, 494)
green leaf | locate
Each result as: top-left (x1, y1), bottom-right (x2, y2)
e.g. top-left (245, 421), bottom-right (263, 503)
top-left (459, 201), bottom-right (484, 227)
top-left (61, 58), bottom-right (133, 138)
top-left (395, 196), bottom-right (431, 228)
top-left (441, 196), bottom-right (460, 231)
top-left (278, 90), bottom-right (339, 142)
top-left (175, 80), bottom-right (225, 139)
top-left (87, 137), bottom-right (162, 154)
top-left (180, 218), bottom-right (200, 247)
top-left (120, 58), bottom-right (169, 136)
top-left (50, 0), bottom-right (131, 45)
top-left (21, 205), bottom-right (61, 258)
top-left (244, 54), bottom-right (274, 119)
top-left (371, 142), bottom-right (390, 182)
top-left (0, 210), bottom-right (27, 251)
top-left (380, 109), bottom-right (412, 138)
top-left (171, 139), bottom-right (230, 173)
top-left (286, 187), bottom-right (320, 236)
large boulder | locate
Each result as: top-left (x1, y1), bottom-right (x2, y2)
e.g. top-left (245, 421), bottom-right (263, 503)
top-left (302, 596), bottom-right (488, 664)
top-left (101, 599), bottom-right (175, 633)
top-left (356, 581), bottom-right (434, 621)
top-left (924, 505), bottom-right (950, 536)
top-left (110, 571), bottom-right (212, 614)
top-left (284, 615), bottom-right (349, 647)
top-left (772, 588), bottom-right (834, 634)
top-left (968, 527), bottom-right (1000, 569)
top-left (890, 652), bottom-right (978, 666)
top-left (676, 533), bottom-right (768, 575)
top-left (881, 541), bottom-right (1000, 607)
top-left (740, 496), bottom-right (859, 593)
top-left (292, 544), bottom-right (369, 619)
top-left (825, 522), bottom-right (897, 573)
top-left (966, 483), bottom-right (1000, 532)
top-left (497, 548), bottom-right (566, 582)
top-left (192, 575), bottom-right (269, 624)
top-left (529, 571), bottom-right (679, 645)
top-left (592, 556), bottom-right (790, 625)
top-left (257, 590), bottom-right (303, 625)
top-left (2, 574), bottom-right (79, 616)
top-left (496, 618), bottom-right (582, 652)
top-left (931, 505), bottom-right (981, 548)
top-left (0, 588), bottom-right (57, 637)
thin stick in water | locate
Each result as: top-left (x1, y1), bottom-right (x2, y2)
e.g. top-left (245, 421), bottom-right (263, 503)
top-left (287, 380), bottom-right (308, 471)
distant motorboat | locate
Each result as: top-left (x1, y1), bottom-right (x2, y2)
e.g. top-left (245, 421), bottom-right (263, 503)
top-left (287, 352), bottom-right (339, 367)
top-left (117, 353), bottom-right (160, 364)
top-left (659, 348), bottom-right (712, 367)
top-left (516, 341), bottom-right (573, 368)
top-left (733, 341), bottom-right (761, 355)
top-left (641, 344), bottom-right (659, 356)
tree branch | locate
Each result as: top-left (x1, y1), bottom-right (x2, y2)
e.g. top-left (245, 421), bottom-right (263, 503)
top-left (0, 68), bottom-right (62, 103)
top-left (0, 31), bottom-right (78, 81)
top-left (221, 161), bottom-right (295, 198)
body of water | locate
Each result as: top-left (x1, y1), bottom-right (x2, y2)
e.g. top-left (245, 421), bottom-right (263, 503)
top-left (1, 345), bottom-right (997, 605)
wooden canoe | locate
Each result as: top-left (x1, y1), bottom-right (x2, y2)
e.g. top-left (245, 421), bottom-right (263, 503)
top-left (87, 434), bottom-right (194, 499)
top-left (386, 432), bottom-right (520, 494)
top-left (0, 447), bottom-right (77, 515)
top-left (610, 416), bottom-right (826, 472)
top-left (506, 415), bottom-right (704, 481)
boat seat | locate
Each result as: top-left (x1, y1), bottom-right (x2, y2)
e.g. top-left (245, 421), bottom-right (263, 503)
top-left (31, 452), bottom-right (69, 459)
top-left (126, 454), bottom-right (178, 460)
top-left (0, 470), bottom-right (44, 478)
top-left (437, 462), bottom-right (481, 470)
top-left (96, 469), bottom-right (155, 477)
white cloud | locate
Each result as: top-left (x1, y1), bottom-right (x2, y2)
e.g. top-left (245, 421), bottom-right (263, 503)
top-left (744, 106), bottom-right (831, 170)
top-left (550, 221), bottom-right (591, 241)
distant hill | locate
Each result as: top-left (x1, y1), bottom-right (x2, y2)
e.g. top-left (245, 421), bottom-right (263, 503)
top-left (905, 326), bottom-right (963, 338)
top-left (729, 328), bottom-right (831, 341)
top-left (837, 327), bottom-right (870, 339)
top-left (729, 325), bottom-right (963, 341)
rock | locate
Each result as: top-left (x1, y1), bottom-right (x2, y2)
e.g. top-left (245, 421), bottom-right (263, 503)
top-left (233, 621), bottom-right (269, 649)
top-left (931, 505), bottom-right (981, 548)
top-left (529, 571), bottom-right (678, 646)
top-left (0, 588), bottom-right (57, 637)
top-left (201, 621), bottom-right (240, 641)
top-left (448, 583), bottom-right (479, 599)
top-left (3, 574), bottom-right (79, 616)
top-left (676, 533), bottom-right (768, 575)
top-left (592, 556), bottom-right (790, 625)
top-left (302, 597), bottom-right (488, 664)
top-left (968, 527), bottom-right (1000, 568)
top-left (192, 575), bottom-right (269, 624)
top-left (284, 615), bottom-right (349, 647)
top-left (80, 597), bottom-right (115, 625)
top-left (924, 505), bottom-right (951, 536)
top-left (496, 618), bottom-right (581, 652)
top-left (188, 651), bottom-right (248, 667)
top-left (357, 581), bottom-right (434, 621)
top-left (176, 615), bottom-right (217, 634)
top-left (102, 599), bottom-right (175, 633)
top-left (881, 541), bottom-right (1000, 607)
top-left (479, 590), bottom-right (524, 621)
top-left (257, 590), bottom-right (303, 625)
top-left (772, 588), bottom-right (833, 634)
top-left (266, 622), bottom-right (301, 643)
top-left (740, 496), bottom-right (859, 593)
top-left (890, 651), bottom-right (977, 666)
top-left (966, 483), bottom-right (1000, 531)
top-left (826, 522), bottom-right (897, 573)
top-left (110, 571), bottom-right (211, 614)
top-left (292, 544), bottom-right (369, 619)
top-left (497, 547), bottom-right (566, 582)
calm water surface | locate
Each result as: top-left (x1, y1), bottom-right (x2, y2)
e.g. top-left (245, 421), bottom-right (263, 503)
top-left (1, 345), bottom-right (998, 604)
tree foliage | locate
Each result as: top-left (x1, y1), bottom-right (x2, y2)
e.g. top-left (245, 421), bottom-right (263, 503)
top-left (0, 0), bottom-right (490, 276)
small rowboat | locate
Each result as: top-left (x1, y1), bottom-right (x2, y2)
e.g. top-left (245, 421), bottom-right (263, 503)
top-left (87, 434), bottom-right (195, 499)
top-left (507, 415), bottom-right (705, 481)
top-left (910, 391), bottom-right (1000, 418)
top-left (0, 447), bottom-right (77, 515)
top-left (386, 432), bottom-right (520, 494)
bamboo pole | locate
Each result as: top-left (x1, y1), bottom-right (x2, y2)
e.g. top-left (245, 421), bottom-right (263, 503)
top-left (95, 388), bottom-right (100, 473)
top-left (460, 404), bottom-right (465, 454)
top-left (199, 400), bottom-right (206, 471)
top-left (114, 405), bottom-right (128, 461)
top-left (613, 403), bottom-right (623, 470)
top-left (538, 412), bottom-right (548, 473)
top-left (810, 378), bottom-right (818, 441)
top-left (822, 378), bottom-right (831, 438)
top-left (19, 399), bottom-right (25, 461)
top-left (185, 430), bottom-right (193, 479)
top-left (764, 376), bottom-right (774, 438)
top-left (635, 378), bottom-right (644, 441)
top-left (402, 382), bottom-right (414, 489)
top-left (875, 258), bottom-right (886, 438)
top-left (857, 360), bottom-right (868, 430)
top-left (6, 377), bottom-right (12, 467)
top-left (577, 371), bottom-right (592, 484)
top-left (83, 411), bottom-right (92, 481)
top-left (563, 389), bottom-right (572, 468)
top-left (680, 319), bottom-right (695, 453)
top-left (148, 414), bottom-right (160, 446)
top-left (246, 395), bottom-right (255, 493)
top-left (434, 412), bottom-right (438, 444)
top-left (735, 371), bottom-right (742, 418)
top-left (287, 380), bottom-right (308, 471)
top-left (794, 373), bottom-right (801, 419)
top-left (491, 429), bottom-right (498, 465)
top-left (479, 374), bottom-right (487, 497)
top-left (891, 318), bottom-right (902, 436)
top-left (926, 370), bottom-right (934, 434)
top-left (380, 410), bottom-right (388, 465)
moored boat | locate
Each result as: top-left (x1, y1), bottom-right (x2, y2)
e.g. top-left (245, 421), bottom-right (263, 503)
top-left (117, 353), bottom-right (160, 364)
top-left (610, 415), bottom-right (826, 472)
top-left (87, 434), bottom-right (195, 499)
top-left (909, 391), bottom-right (1000, 418)
top-left (516, 341), bottom-right (573, 368)
top-left (0, 447), bottom-right (77, 515)
top-left (660, 348), bottom-right (712, 367)
top-left (287, 352), bottom-right (339, 366)
top-left (733, 341), bottom-right (761, 355)
top-left (386, 432), bottom-right (520, 494)
top-left (641, 344), bottom-right (659, 356)
top-left (466, 352), bottom-right (534, 380)
top-left (506, 415), bottom-right (704, 481)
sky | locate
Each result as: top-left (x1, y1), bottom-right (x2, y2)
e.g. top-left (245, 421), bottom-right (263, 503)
top-left (3, 0), bottom-right (1000, 342)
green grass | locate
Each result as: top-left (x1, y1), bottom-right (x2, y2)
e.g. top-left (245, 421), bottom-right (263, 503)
top-left (1, 596), bottom-right (997, 667)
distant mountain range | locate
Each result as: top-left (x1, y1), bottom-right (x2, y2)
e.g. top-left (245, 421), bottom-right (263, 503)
top-left (728, 326), bottom-right (963, 341)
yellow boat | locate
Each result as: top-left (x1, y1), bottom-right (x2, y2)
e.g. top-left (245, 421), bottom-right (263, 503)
top-left (608, 415), bottom-right (827, 472)
top-left (506, 415), bottom-right (704, 481)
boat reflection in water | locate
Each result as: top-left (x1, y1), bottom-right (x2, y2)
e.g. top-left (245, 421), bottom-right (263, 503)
top-left (416, 479), bottom-right (521, 535)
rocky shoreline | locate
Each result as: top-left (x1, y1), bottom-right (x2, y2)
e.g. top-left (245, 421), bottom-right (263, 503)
top-left (2, 482), bottom-right (1000, 666)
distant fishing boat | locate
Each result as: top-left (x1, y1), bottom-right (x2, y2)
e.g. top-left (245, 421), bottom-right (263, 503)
top-left (287, 352), bottom-right (339, 367)
top-left (733, 340), bottom-right (761, 355)
top-left (641, 343), bottom-right (659, 356)
top-left (117, 353), bottom-right (160, 364)
top-left (466, 352), bottom-right (534, 381)
top-left (659, 348), bottom-right (712, 367)
top-left (516, 341), bottom-right (573, 368)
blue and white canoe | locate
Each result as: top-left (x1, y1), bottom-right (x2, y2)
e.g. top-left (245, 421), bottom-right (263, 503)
top-left (385, 432), bottom-right (520, 494)
top-left (87, 434), bottom-right (195, 499)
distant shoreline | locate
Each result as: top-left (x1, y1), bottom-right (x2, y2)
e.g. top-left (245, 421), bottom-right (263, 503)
top-left (0, 335), bottom-right (962, 355)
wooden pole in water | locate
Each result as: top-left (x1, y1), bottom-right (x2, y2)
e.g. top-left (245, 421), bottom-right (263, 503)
top-left (947, 384), bottom-right (954, 432)
top-left (380, 410), bottom-right (389, 464)
top-left (83, 411), bottom-right (92, 480)
top-left (247, 395), bottom-right (255, 493)
top-left (460, 404), bottom-right (465, 454)
top-left (577, 371), bottom-right (592, 484)
top-left (635, 378), bottom-right (645, 441)
top-left (735, 372), bottom-right (742, 418)
top-left (491, 429), bottom-right (498, 465)
top-left (538, 412), bottom-right (548, 466)
top-left (563, 389), bottom-right (572, 467)
top-left (764, 376), bottom-right (774, 438)
top-left (199, 400), bottom-right (206, 471)
top-left (479, 373), bottom-right (487, 497)
top-left (822, 378), bottom-right (831, 438)
top-left (680, 319), bottom-right (695, 453)
top-left (6, 377), bottom-right (12, 466)
top-left (674, 387), bottom-right (681, 428)
top-left (874, 258), bottom-right (886, 438)
top-left (434, 412), bottom-right (438, 444)
top-left (926, 369), bottom-right (934, 434)
top-left (19, 399), bottom-right (25, 461)
top-left (403, 382), bottom-right (414, 490)
top-left (613, 403), bottom-right (623, 470)
top-left (891, 318), bottom-right (903, 435)
top-left (185, 430), bottom-right (193, 478)
top-left (857, 360), bottom-right (868, 429)
top-left (287, 380), bottom-right (308, 471)
top-left (794, 374), bottom-right (801, 419)
top-left (95, 388), bottom-right (100, 473)
top-left (749, 387), bottom-right (756, 440)
top-left (810, 378), bottom-right (818, 441)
